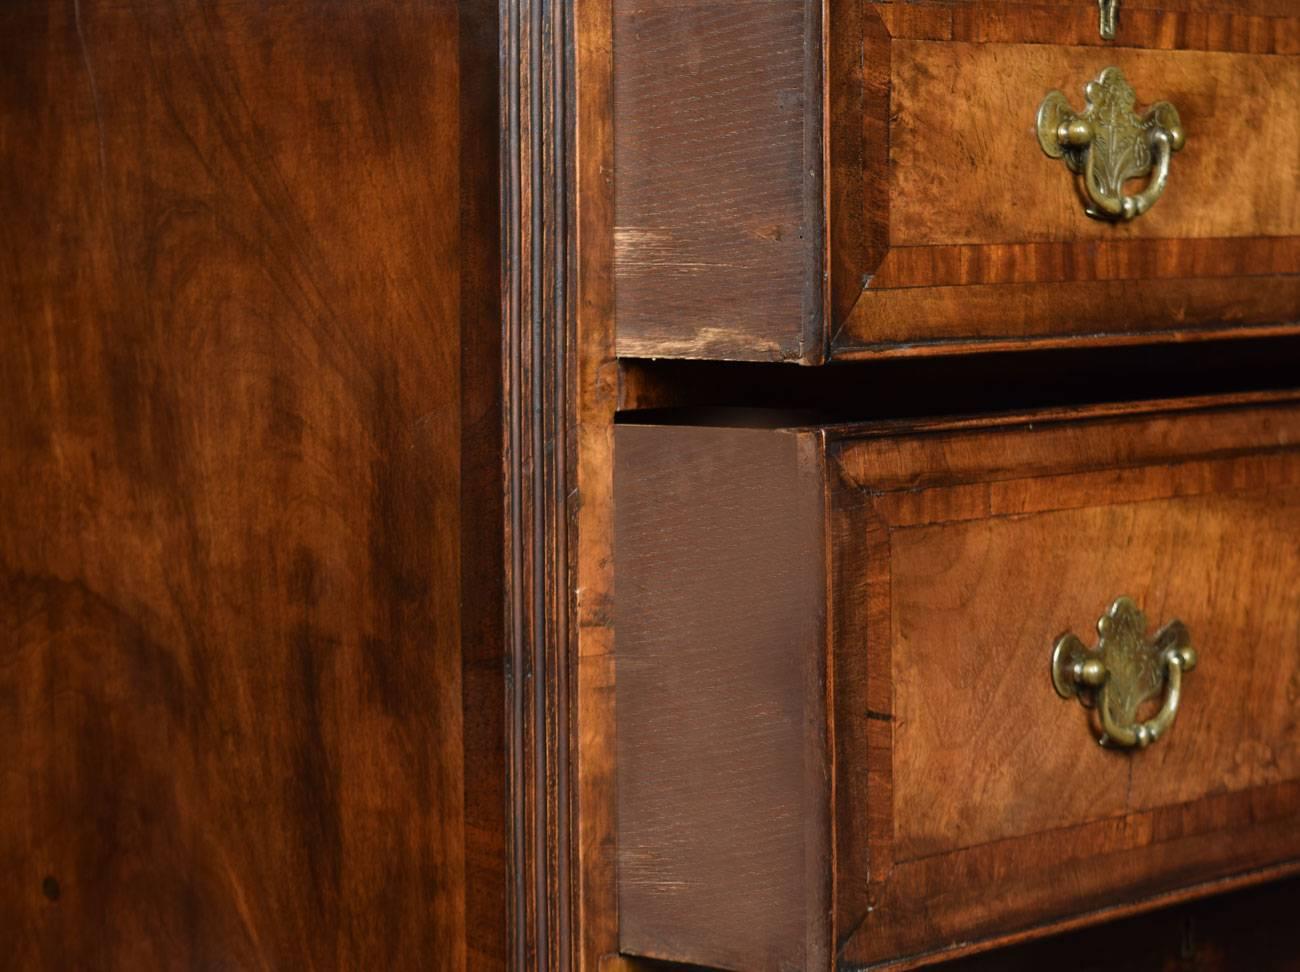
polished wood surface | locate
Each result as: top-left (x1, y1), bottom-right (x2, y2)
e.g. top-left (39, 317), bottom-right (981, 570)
top-left (3, 0), bottom-right (1297, 968)
top-left (616, 395), bottom-right (1300, 970)
top-left (0, 1), bottom-right (504, 968)
top-left (582, 0), bottom-right (1300, 968)
top-left (574, 0), bottom-right (622, 965)
top-left (892, 490), bottom-right (1299, 851)
top-left (612, 0), bottom-right (1300, 360)
top-left (832, 397), bottom-right (1300, 964)
top-left (890, 46), bottom-right (1298, 244)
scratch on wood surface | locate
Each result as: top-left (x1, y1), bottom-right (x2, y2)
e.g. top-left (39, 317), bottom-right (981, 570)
top-left (617, 326), bottom-right (784, 358)
top-left (614, 227), bottom-right (749, 271)
top-left (73, 0), bottom-right (109, 189)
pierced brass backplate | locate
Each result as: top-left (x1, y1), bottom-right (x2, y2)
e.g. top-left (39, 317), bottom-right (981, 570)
top-left (1037, 67), bottom-right (1185, 221)
top-left (1052, 597), bottom-right (1198, 749)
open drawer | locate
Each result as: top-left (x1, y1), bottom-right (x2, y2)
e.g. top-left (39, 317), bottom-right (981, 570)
top-left (615, 393), bottom-right (1300, 969)
top-left (613, 0), bottom-right (1300, 362)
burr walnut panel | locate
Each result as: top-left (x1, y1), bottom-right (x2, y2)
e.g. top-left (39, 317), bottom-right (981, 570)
top-left (887, 43), bottom-right (1300, 245)
top-left (889, 484), bottom-right (1300, 861)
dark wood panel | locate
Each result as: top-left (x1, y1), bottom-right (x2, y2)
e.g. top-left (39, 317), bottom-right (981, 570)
top-left (615, 425), bottom-right (830, 970)
top-left (460, 0), bottom-right (510, 964)
top-left (613, 0), bottom-right (823, 363)
top-left (0, 1), bottom-right (504, 968)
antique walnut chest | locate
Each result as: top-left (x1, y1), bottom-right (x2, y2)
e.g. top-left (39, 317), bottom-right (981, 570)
top-left (0, 0), bottom-right (1297, 970)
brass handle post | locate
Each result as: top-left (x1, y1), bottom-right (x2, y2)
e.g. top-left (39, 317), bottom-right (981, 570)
top-left (1037, 67), bottom-right (1185, 222)
top-left (1051, 597), bottom-right (1198, 749)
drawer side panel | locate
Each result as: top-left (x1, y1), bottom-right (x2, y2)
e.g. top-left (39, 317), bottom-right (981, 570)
top-left (615, 425), bottom-right (830, 970)
top-left (613, 0), bottom-right (824, 362)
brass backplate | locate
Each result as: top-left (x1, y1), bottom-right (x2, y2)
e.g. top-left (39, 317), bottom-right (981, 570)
top-left (1036, 67), bottom-right (1185, 221)
top-left (1052, 597), bottom-right (1195, 746)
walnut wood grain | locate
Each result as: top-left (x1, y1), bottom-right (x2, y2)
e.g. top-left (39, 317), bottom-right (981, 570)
top-left (837, 279), bottom-right (1300, 355)
top-left (574, 0), bottom-right (621, 966)
top-left (0, 1), bottom-right (505, 968)
top-left (891, 45), bottom-right (1298, 245)
top-left (616, 395), bottom-right (1300, 970)
top-left (833, 3), bottom-right (1300, 353)
top-left (889, 484), bottom-right (1300, 857)
top-left (837, 396), bottom-right (1300, 964)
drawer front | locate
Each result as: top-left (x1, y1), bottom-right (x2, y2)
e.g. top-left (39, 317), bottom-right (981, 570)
top-left (832, 4), bottom-right (1300, 357)
top-left (616, 396), bottom-right (1300, 970)
top-left (831, 399), bottom-right (1300, 966)
top-left (613, 0), bottom-right (1300, 362)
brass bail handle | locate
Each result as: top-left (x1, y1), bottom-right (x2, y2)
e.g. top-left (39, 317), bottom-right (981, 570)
top-left (1051, 597), bottom-right (1198, 749)
top-left (1036, 67), bottom-right (1186, 222)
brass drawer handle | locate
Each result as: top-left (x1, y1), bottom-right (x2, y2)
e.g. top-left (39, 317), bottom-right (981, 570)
top-left (1051, 597), bottom-right (1198, 749)
top-left (1036, 67), bottom-right (1186, 222)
